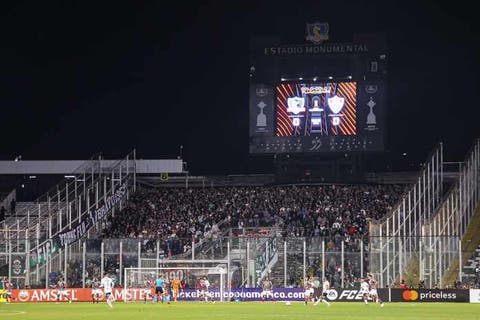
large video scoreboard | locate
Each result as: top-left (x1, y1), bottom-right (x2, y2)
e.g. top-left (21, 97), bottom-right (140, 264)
top-left (249, 28), bottom-right (387, 154)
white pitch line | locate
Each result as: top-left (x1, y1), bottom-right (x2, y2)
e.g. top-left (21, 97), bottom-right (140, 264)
top-left (0, 310), bottom-right (27, 316)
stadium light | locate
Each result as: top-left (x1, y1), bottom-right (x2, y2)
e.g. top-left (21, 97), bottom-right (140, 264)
top-left (328, 76), bottom-right (333, 80)
top-left (348, 75), bottom-right (352, 79)
top-left (64, 175), bottom-right (75, 179)
top-left (281, 78), bottom-right (286, 81)
top-left (299, 77), bottom-right (303, 80)
top-left (313, 77), bottom-right (318, 81)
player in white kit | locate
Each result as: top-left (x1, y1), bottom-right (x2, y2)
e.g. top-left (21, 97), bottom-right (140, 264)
top-left (56, 277), bottom-right (72, 303)
top-left (304, 276), bottom-right (314, 305)
top-left (100, 273), bottom-right (115, 308)
top-left (260, 276), bottom-right (274, 302)
top-left (199, 276), bottom-right (211, 302)
top-left (367, 274), bottom-right (384, 307)
top-left (359, 277), bottom-right (370, 304)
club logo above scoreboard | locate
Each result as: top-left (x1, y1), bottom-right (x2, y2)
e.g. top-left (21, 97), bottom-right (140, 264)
top-left (306, 22), bottom-right (329, 44)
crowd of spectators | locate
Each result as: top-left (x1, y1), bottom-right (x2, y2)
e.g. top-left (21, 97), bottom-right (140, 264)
top-left (277, 184), bottom-right (404, 238)
top-left (101, 184), bottom-right (404, 256)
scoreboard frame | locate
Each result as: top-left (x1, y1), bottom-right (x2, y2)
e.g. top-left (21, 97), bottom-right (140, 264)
top-left (249, 31), bottom-right (387, 154)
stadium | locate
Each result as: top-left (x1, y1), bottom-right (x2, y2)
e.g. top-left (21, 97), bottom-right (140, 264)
top-left (1, 2), bottom-right (480, 319)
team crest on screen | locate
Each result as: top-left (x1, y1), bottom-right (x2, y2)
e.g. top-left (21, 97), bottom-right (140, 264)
top-left (327, 95), bottom-right (345, 114)
top-left (306, 22), bottom-right (329, 44)
top-left (287, 97), bottom-right (306, 115)
top-left (256, 87), bottom-right (269, 97)
top-left (365, 84), bottom-right (378, 94)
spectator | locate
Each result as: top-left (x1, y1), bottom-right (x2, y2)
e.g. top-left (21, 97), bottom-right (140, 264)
top-left (100, 184), bottom-right (405, 279)
top-left (418, 280), bottom-right (425, 289)
top-left (10, 198), bottom-right (16, 215)
top-left (475, 264), bottom-right (480, 286)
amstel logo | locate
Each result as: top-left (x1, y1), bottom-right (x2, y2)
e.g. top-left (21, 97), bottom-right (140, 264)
top-left (402, 290), bottom-right (419, 301)
top-left (17, 290), bottom-right (30, 302)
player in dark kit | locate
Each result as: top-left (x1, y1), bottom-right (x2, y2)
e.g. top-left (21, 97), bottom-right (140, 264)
top-left (91, 277), bottom-right (101, 304)
top-left (155, 274), bottom-right (165, 303)
top-left (312, 276), bottom-right (322, 305)
top-left (2, 277), bottom-right (13, 303)
top-left (144, 277), bottom-right (154, 303)
top-left (313, 277), bottom-right (330, 306)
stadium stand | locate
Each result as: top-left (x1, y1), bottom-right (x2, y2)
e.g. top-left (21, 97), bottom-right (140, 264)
top-left (101, 184), bottom-right (404, 245)
top-left (97, 184), bottom-right (405, 287)
top-left (1, 140), bottom-right (478, 292)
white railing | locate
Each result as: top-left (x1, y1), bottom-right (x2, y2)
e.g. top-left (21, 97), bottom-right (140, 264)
top-left (0, 150), bottom-right (137, 287)
top-left (370, 139), bottom-right (480, 287)
top-left (421, 139), bottom-right (480, 287)
top-left (369, 143), bottom-right (443, 287)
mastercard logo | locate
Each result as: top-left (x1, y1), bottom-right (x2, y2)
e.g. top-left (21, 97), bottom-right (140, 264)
top-left (402, 290), bottom-right (419, 301)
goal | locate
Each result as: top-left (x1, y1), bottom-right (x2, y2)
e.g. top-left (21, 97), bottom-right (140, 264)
top-left (124, 265), bottom-right (228, 302)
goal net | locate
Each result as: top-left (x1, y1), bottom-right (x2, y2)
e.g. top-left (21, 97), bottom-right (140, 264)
top-left (124, 264), bottom-right (228, 302)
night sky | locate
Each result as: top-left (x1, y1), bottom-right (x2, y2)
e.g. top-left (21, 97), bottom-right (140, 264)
top-left (0, 1), bottom-right (478, 175)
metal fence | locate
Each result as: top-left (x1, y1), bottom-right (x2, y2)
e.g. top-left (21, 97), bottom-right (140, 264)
top-left (422, 139), bottom-right (480, 287)
top-left (1, 141), bottom-right (479, 290)
top-left (0, 150), bottom-right (137, 287)
top-left (3, 234), bottom-right (479, 290)
top-left (369, 139), bottom-right (480, 287)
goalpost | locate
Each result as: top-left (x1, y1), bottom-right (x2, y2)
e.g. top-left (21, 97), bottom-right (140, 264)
top-left (124, 263), bottom-right (228, 302)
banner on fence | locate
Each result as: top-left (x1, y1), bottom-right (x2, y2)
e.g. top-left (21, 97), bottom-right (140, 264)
top-left (12, 288), bottom-right (124, 303)
top-left (10, 287), bottom-right (472, 303)
top-left (390, 289), bottom-right (469, 303)
top-left (323, 288), bottom-right (389, 302)
top-left (0, 289), bottom-right (7, 302)
top-left (10, 288), bottom-right (305, 302)
top-left (54, 183), bottom-right (127, 247)
top-left (469, 289), bottom-right (480, 303)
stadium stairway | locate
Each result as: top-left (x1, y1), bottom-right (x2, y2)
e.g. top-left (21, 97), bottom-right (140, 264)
top-left (460, 204), bottom-right (480, 285)
top-left (2, 201), bottom-right (56, 229)
top-left (269, 240), bottom-right (303, 288)
top-left (442, 203), bottom-right (480, 286)
top-left (462, 244), bottom-right (480, 284)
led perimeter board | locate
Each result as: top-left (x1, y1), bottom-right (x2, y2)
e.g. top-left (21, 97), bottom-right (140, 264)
top-left (249, 32), bottom-right (387, 153)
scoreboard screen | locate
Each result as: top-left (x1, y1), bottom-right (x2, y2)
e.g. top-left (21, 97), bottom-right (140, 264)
top-left (249, 32), bottom-right (387, 154)
top-left (276, 82), bottom-right (357, 137)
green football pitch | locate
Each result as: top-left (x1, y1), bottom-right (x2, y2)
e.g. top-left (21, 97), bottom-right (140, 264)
top-left (1, 302), bottom-right (480, 320)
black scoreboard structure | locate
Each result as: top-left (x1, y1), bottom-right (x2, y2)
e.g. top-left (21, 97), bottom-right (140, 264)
top-left (249, 28), bottom-right (387, 182)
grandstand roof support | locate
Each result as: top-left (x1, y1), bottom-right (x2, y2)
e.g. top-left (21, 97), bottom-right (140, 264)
top-left (0, 159), bottom-right (182, 174)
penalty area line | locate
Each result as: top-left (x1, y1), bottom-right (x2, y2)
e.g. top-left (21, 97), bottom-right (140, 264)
top-left (0, 310), bottom-right (27, 316)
